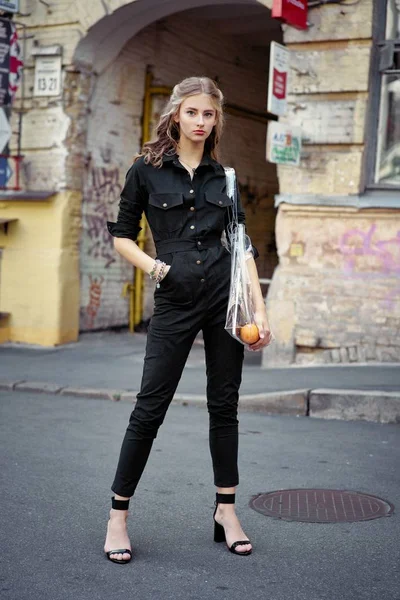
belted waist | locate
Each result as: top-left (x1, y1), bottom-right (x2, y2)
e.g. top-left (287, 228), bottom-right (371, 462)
top-left (155, 236), bottom-right (222, 254)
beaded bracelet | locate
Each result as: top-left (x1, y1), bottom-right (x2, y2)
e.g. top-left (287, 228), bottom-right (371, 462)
top-left (149, 259), bottom-right (167, 288)
top-left (149, 259), bottom-right (162, 281)
top-left (155, 262), bottom-right (166, 288)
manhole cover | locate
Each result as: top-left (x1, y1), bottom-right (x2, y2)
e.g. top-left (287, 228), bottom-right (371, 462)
top-left (249, 489), bottom-right (394, 523)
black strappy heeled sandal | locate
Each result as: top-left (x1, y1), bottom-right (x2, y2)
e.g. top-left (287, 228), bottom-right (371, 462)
top-left (213, 493), bottom-right (252, 556)
top-left (105, 496), bottom-right (132, 565)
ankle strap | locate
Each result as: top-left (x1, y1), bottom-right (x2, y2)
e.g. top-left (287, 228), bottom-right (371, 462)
top-left (111, 496), bottom-right (130, 510)
top-left (216, 493), bottom-right (235, 504)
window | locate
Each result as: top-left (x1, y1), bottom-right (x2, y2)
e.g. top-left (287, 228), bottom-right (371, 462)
top-left (374, 0), bottom-right (400, 186)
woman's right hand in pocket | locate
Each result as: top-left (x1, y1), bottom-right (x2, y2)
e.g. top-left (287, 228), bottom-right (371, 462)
top-left (161, 265), bottom-right (171, 280)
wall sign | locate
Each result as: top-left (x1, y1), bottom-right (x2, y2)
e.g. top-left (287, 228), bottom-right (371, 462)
top-left (267, 41), bottom-right (290, 117)
top-left (0, 0), bottom-right (19, 13)
top-left (0, 19), bottom-right (11, 105)
top-left (34, 55), bottom-right (62, 97)
top-left (266, 121), bottom-right (302, 167)
top-left (272, 0), bottom-right (308, 30)
top-left (0, 107), bottom-right (11, 152)
top-left (0, 155), bottom-right (12, 187)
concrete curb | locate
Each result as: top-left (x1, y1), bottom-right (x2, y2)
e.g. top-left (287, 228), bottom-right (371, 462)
top-left (120, 391), bottom-right (139, 403)
top-left (0, 380), bottom-right (308, 415)
top-left (309, 389), bottom-right (400, 424)
top-left (239, 389), bottom-right (308, 415)
top-left (262, 362), bottom-right (400, 370)
top-left (59, 387), bottom-right (126, 401)
top-left (154, 390), bottom-right (309, 415)
top-left (15, 381), bottom-right (63, 394)
top-left (2, 380), bottom-right (400, 423)
top-left (0, 379), bottom-right (25, 390)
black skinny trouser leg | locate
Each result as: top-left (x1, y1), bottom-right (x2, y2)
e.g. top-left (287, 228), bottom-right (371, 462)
top-left (111, 325), bottom-right (197, 497)
top-left (111, 320), bottom-right (244, 497)
top-left (203, 322), bottom-right (244, 488)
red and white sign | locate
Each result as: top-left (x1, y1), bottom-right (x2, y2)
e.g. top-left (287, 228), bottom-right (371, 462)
top-left (272, 0), bottom-right (308, 30)
top-left (267, 42), bottom-right (290, 117)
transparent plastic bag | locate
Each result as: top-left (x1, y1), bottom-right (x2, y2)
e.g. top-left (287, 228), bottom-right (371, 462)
top-left (223, 168), bottom-right (260, 346)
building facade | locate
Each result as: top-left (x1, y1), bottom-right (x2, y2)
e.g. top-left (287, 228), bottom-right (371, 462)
top-left (0, 0), bottom-right (398, 366)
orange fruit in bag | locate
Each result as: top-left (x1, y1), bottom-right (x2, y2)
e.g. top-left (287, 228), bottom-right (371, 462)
top-left (240, 323), bottom-right (260, 345)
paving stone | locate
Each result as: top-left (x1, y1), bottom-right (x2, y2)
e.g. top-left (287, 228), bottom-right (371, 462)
top-left (348, 346), bottom-right (358, 362)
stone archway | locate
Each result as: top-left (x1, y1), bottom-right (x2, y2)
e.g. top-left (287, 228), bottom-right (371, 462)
top-left (73, 0), bottom-right (273, 73)
top-left (70, 0), bottom-right (280, 332)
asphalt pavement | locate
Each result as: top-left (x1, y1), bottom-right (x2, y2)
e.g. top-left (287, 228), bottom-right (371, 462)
top-left (1, 330), bottom-right (400, 396)
top-left (1, 391), bottom-right (399, 600)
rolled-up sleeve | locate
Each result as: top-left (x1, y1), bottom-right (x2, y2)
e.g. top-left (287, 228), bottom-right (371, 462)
top-left (107, 163), bottom-right (146, 241)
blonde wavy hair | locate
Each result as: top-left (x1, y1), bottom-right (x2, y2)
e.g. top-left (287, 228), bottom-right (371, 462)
top-left (137, 77), bottom-right (224, 168)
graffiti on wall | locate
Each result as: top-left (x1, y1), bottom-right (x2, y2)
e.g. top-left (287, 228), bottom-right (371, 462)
top-left (85, 275), bottom-right (104, 329)
top-left (339, 224), bottom-right (400, 276)
top-left (85, 167), bottom-right (122, 268)
top-left (80, 165), bottom-right (129, 331)
top-left (339, 224), bottom-right (400, 310)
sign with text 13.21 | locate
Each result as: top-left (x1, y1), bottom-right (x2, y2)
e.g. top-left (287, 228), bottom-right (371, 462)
top-left (34, 55), bottom-right (62, 97)
top-left (267, 41), bottom-right (290, 117)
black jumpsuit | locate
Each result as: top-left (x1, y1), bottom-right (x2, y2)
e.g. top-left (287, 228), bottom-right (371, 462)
top-left (107, 152), bottom-right (252, 498)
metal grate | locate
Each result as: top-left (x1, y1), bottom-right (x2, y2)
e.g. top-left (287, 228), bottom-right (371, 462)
top-left (249, 489), bottom-right (394, 523)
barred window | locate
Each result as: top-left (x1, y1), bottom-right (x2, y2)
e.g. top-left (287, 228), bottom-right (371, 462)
top-left (375, 0), bottom-right (400, 185)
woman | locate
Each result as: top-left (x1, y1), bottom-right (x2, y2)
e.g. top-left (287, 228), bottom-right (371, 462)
top-left (104, 76), bottom-right (272, 564)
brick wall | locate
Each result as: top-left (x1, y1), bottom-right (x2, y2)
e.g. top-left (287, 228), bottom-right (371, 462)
top-left (266, 205), bottom-right (400, 365)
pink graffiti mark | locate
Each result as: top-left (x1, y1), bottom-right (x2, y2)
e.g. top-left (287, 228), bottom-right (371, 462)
top-left (86, 275), bottom-right (104, 329)
top-left (340, 224), bottom-right (400, 276)
top-left (85, 167), bottom-right (122, 268)
top-left (340, 224), bottom-right (400, 311)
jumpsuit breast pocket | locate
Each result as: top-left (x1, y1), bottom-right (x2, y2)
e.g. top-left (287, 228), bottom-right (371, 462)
top-left (205, 192), bottom-right (233, 232)
top-left (148, 193), bottom-right (185, 235)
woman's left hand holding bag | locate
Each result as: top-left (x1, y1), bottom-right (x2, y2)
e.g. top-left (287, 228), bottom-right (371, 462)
top-left (249, 307), bottom-right (273, 352)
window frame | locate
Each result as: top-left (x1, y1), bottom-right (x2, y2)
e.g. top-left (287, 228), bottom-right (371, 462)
top-left (363, 0), bottom-right (400, 191)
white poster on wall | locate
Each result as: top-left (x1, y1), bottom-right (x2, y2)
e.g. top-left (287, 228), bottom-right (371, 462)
top-left (267, 41), bottom-right (290, 117)
top-left (34, 55), bottom-right (62, 97)
top-left (266, 121), bottom-right (302, 166)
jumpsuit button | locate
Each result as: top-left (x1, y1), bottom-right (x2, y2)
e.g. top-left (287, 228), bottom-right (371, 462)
top-left (197, 241), bottom-right (202, 246)
top-left (190, 206), bottom-right (195, 212)
top-left (200, 279), bottom-right (205, 283)
top-left (162, 203), bottom-right (168, 207)
top-left (218, 200), bottom-right (223, 205)
top-left (190, 225), bottom-right (195, 230)
top-left (196, 260), bottom-right (201, 265)
top-left (190, 189), bottom-right (194, 194)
